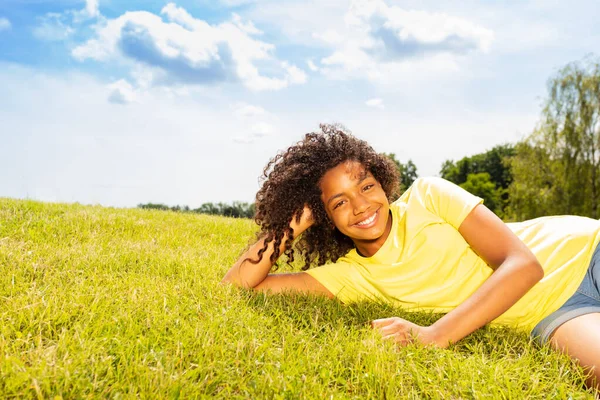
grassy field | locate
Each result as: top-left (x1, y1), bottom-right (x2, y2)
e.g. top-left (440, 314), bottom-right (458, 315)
top-left (0, 198), bottom-right (595, 398)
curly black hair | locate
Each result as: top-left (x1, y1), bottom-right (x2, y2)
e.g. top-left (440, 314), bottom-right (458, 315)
top-left (252, 123), bottom-right (400, 270)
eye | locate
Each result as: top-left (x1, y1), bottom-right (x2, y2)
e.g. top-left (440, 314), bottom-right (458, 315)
top-left (333, 200), bottom-right (346, 210)
top-left (363, 183), bottom-right (374, 191)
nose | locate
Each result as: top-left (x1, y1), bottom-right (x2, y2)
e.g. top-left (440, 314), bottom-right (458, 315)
top-left (352, 194), bottom-right (369, 215)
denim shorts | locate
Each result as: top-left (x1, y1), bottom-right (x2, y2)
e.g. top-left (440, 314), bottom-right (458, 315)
top-left (531, 241), bottom-right (600, 344)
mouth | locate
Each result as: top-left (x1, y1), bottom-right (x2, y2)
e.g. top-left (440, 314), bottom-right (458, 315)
top-left (352, 209), bottom-right (379, 229)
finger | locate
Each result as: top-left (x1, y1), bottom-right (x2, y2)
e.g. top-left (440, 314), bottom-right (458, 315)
top-left (371, 317), bottom-right (399, 328)
top-left (381, 333), bottom-right (397, 342)
top-left (382, 332), bottom-right (411, 346)
top-left (378, 324), bottom-right (405, 336)
top-left (382, 332), bottom-right (403, 341)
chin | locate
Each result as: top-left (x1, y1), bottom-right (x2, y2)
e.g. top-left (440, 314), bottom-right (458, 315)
top-left (355, 210), bottom-right (389, 240)
top-left (359, 229), bottom-right (386, 241)
top-left (349, 222), bottom-right (388, 241)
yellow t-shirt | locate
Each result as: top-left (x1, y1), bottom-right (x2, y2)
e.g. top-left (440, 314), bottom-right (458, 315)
top-left (305, 177), bottom-right (600, 331)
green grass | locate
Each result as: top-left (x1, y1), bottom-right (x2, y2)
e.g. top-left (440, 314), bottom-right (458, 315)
top-left (0, 197), bottom-right (595, 398)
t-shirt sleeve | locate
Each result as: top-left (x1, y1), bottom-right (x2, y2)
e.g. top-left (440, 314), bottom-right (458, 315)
top-left (412, 177), bottom-right (484, 229)
top-left (305, 260), bottom-right (376, 304)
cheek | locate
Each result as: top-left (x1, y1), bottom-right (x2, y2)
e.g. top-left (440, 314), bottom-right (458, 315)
top-left (374, 189), bottom-right (389, 204)
top-left (329, 213), bottom-right (341, 226)
top-left (331, 211), bottom-right (350, 231)
top-left (325, 209), bottom-right (339, 225)
top-left (322, 209), bottom-right (342, 230)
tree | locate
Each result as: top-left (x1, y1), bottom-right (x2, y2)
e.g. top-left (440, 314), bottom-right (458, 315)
top-left (384, 153), bottom-right (419, 195)
top-left (137, 203), bottom-right (170, 211)
top-left (504, 142), bottom-right (555, 220)
top-left (440, 144), bottom-right (515, 190)
top-left (508, 56), bottom-right (600, 219)
top-left (459, 173), bottom-right (502, 215)
top-left (440, 144), bottom-right (515, 218)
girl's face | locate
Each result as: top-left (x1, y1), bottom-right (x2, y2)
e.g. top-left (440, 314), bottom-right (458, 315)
top-left (319, 160), bottom-right (392, 257)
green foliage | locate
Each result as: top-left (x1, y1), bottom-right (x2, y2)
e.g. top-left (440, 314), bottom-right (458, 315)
top-left (459, 173), bottom-right (502, 214)
top-left (0, 198), bottom-right (594, 398)
top-left (440, 144), bottom-right (515, 190)
top-left (195, 201), bottom-right (256, 219)
top-left (383, 153), bottom-right (419, 195)
top-left (440, 144), bottom-right (515, 217)
top-left (138, 201), bottom-right (255, 219)
top-left (138, 203), bottom-right (191, 212)
top-left (508, 56), bottom-right (600, 220)
top-left (505, 142), bottom-right (556, 220)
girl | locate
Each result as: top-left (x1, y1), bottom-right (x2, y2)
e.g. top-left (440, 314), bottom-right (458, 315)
top-left (222, 124), bottom-right (600, 388)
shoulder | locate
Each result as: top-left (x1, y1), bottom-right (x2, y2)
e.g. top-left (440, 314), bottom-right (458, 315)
top-left (412, 176), bottom-right (457, 191)
top-left (396, 177), bottom-right (459, 203)
top-left (399, 177), bottom-right (483, 228)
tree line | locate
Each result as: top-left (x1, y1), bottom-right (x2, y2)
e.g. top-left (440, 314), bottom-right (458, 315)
top-left (140, 56), bottom-right (600, 222)
top-left (138, 201), bottom-right (255, 219)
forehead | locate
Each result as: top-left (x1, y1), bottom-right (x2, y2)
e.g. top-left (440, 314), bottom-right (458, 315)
top-left (320, 160), bottom-right (369, 190)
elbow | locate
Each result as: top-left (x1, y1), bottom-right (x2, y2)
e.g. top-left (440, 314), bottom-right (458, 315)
top-left (528, 259), bottom-right (544, 284)
top-left (220, 271), bottom-right (238, 287)
top-left (221, 271), bottom-right (254, 289)
top-left (220, 275), bottom-right (233, 286)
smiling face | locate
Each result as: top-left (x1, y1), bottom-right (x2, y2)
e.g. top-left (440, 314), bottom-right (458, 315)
top-left (319, 160), bottom-right (392, 257)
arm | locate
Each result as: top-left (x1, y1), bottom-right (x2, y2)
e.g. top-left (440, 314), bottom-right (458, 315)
top-left (373, 204), bottom-right (544, 347)
top-left (221, 207), bottom-right (334, 298)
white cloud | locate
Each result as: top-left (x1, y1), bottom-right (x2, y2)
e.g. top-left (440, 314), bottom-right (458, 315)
top-left (232, 13), bottom-right (262, 35)
top-left (245, 0), bottom-right (493, 83)
top-left (32, 13), bottom-right (74, 41)
top-left (318, 0), bottom-right (493, 78)
top-left (312, 29), bottom-right (345, 45)
top-left (73, 0), bottom-right (100, 22)
top-left (232, 122), bottom-right (275, 143)
top-left (321, 45), bottom-right (372, 71)
top-left (220, 0), bottom-right (256, 6)
top-left (321, 52), bottom-right (461, 85)
top-left (243, 0), bottom-right (350, 49)
top-left (367, 7), bottom-right (494, 57)
top-left (230, 102), bottom-right (278, 143)
top-left (32, 0), bottom-right (102, 42)
top-left (365, 98), bottom-right (384, 109)
top-left (72, 3), bottom-right (306, 91)
top-left (233, 102), bottom-right (265, 118)
top-left (107, 79), bottom-right (137, 104)
top-left (307, 59), bottom-right (319, 71)
top-left (233, 135), bottom-right (254, 143)
top-left (86, 0), bottom-right (100, 18)
top-left (159, 2), bottom-right (201, 30)
top-left (281, 61), bottom-right (307, 84)
top-left (251, 122), bottom-right (274, 137)
top-left (0, 17), bottom-right (11, 32)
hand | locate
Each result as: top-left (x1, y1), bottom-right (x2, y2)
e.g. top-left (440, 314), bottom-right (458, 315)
top-left (290, 205), bottom-right (314, 233)
top-left (371, 317), bottom-right (447, 348)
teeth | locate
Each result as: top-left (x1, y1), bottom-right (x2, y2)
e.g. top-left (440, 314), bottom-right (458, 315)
top-left (356, 213), bottom-right (376, 226)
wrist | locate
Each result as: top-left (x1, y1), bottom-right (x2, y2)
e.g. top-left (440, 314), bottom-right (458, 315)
top-left (427, 324), bottom-right (450, 348)
top-left (290, 218), bottom-right (312, 235)
top-left (289, 220), bottom-right (306, 235)
top-left (290, 206), bottom-right (314, 235)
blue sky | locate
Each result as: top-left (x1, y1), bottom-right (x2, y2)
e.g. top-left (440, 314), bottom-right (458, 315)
top-left (1, 0), bottom-right (599, 208)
